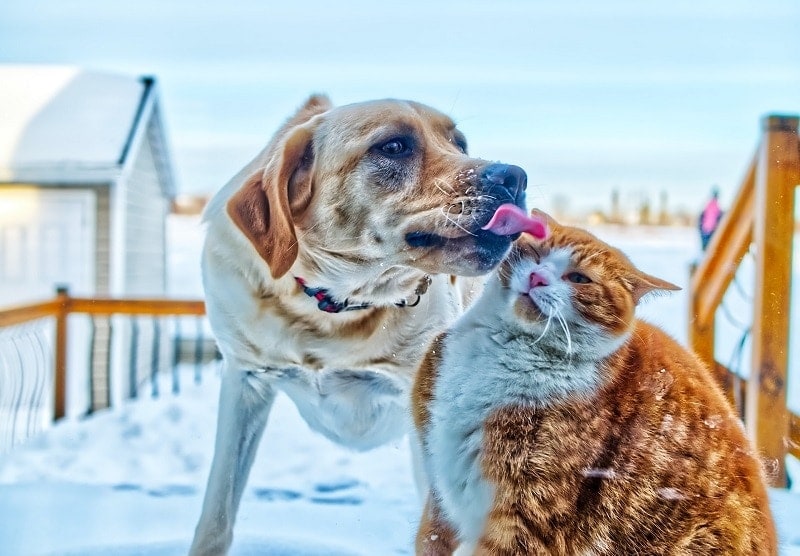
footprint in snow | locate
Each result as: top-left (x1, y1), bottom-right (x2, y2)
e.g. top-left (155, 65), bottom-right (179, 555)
top-left (310, 477), bottom-right (364, 505)
top-left (112, 483), bottom-right (142, 492)
top-left (312, 477), bottom-right (361, 493)
top-left (146, 484), bottom-right (197, 497)
top-left (308, 495), bottom-right (363, 506)
top-left (252, 487), bottom-right (303, 502)
top-left (251, 479), bottom-right (364, 505)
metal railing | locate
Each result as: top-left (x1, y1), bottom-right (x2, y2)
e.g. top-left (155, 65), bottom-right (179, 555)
top-left (688, 114), bottom-right (800, 487)
top-left (0, 287), bottom-right (214, 450)
top-left (0, 319), bottom-right (51, 449)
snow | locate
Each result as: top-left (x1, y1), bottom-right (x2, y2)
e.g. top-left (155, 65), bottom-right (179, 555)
top-left (0, 65), bottom-right (145, 183)
top-left (0, 373), bottom-right (420, 555)
top-left (0, 217), bottom-right (798, 554)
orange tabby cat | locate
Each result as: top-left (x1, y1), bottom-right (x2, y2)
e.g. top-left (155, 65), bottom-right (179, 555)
top-left (412, 210), bottom-right (777, 555)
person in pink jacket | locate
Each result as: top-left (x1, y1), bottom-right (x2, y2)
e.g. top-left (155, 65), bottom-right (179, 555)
top-left (699, 187), bottom-right (723, 250)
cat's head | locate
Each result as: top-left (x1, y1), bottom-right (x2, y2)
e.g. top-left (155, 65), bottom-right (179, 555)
top-left (494, 210), bottom-right (680, 358)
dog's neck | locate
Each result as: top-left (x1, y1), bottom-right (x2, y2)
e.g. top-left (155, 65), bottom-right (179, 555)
top-left (293, 274), bottom-right (431, 313)
top-left (292, 245), bottom-right (434, 311)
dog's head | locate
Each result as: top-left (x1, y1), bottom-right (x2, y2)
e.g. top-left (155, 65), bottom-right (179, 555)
top-left (228, 96), bottom-right (527, 283)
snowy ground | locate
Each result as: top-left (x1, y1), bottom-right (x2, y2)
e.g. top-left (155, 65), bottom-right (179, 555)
top-left (0, 370), bottom-right (422, 555)
top-left (0, 219), bottom-right (798, 555)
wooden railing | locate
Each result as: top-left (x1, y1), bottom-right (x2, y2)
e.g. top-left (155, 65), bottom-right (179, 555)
top-left (0, 287), bottom-right (206, 422)
top-left (689, 114), bottom-right (800, 487)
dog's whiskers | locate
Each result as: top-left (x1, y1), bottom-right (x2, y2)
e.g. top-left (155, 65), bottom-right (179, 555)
top-left (440, 207), bottom-right (477, 236)
top-left (443, 199), bottom-right (467, 216)
top-left (434, 178), bottom-right (457, 195)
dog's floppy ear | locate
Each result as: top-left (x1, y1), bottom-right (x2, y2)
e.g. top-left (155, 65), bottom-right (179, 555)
top-left (227, 95), bottom-right (332, 278)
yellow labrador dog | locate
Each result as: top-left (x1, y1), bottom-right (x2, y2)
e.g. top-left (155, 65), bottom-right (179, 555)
top-left (190, 95), bottom-right (527, 555)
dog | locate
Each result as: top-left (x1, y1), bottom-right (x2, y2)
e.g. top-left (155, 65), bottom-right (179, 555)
top-left (189, 95), bottom-right (528, 555)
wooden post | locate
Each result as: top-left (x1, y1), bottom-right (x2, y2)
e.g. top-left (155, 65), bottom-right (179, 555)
top-left (688, 262), bottom-right (717, 373)
top-left (54, 286), bottom-right (70, 420)
top-left (747, 115), bottom-right (800, 487)
top-left (687, 159), bottom-right (755, 410)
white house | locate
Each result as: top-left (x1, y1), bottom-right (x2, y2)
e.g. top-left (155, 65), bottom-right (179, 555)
top-left (0, 65), bottom-right (177, 414)
top-left (0, 65), bottom-right (175, 305)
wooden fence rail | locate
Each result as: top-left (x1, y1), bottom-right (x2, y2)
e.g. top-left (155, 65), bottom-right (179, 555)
top-left (0, 287), bottom-right (206, 424)
top-left (689, 114), bottom-right (800, 487)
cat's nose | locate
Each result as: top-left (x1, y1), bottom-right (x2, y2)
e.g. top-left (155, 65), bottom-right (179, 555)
top-left (530, 271), bottom-right (549, 288)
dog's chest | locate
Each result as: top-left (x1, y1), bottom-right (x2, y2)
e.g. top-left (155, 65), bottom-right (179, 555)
top-left (276, 364), bottom-right (411, 451)
top-left (213, 271), bottom-right (467, 451)
top-left (267, 308), bottom-right (453, 451)
top-left (286, 311), bottom-right (437, 372)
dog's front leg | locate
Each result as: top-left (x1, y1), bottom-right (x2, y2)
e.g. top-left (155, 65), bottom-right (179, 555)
top-left (190, 368), bottom-right (275, 556)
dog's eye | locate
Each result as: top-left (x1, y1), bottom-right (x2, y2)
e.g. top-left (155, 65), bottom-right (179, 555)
top-left (451, 130), bottom-right (468, 154)
top-left (565, 272), bottom-right (592, 284)
top-left (377, 137), bottom-right (413, 158)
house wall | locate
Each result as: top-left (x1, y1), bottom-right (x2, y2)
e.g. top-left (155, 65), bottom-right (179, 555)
top-left (123, 117), bottom-right (168, 296)
top-left (95, 188), bottom-right (111, 295)
top-left (38, 129), bottom-right (171, 413)
top-left (104, 117), bottom-right (171, 408)
top-left (0, 186), bottom-right (98, 420)
top-left (0, 186), bottom-right (97, 304)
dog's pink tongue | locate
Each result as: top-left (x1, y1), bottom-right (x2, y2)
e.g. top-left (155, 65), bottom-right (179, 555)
top-left (482, 204), bottom-right (548, 239)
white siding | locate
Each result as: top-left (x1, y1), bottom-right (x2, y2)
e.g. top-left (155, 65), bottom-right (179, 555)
top-left (0, 187), bottom-right (96, 304)
top-left (0, 187), bottom-right (97, 418)
top-left (106, 119), bottom-right (171, 405)
top-left (122, 119), bottom-right (168, 296)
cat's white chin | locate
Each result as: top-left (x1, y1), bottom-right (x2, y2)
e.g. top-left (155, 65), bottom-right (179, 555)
top-left (518, 292), bottom-right (545, 315)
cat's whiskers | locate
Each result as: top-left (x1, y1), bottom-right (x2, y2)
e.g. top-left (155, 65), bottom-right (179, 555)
top-left (555, 311), bottom-right (574, 356)
top-left (530, 297), bottom-right (575, 358)
top-left (532, 314), bottom-right (553, 345)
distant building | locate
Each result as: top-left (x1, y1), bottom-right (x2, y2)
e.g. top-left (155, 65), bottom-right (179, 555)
top-left (0, 64), bottom-right (175, 305)
top-left (0, 65), bottom-right (176, 413)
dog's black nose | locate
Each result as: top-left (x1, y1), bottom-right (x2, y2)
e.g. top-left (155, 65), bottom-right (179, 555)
top-left (481, 164), bottom-right (527, 198)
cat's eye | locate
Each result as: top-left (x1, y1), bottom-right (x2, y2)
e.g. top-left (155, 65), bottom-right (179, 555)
top-left (565, 272), bottom-right (592, 284)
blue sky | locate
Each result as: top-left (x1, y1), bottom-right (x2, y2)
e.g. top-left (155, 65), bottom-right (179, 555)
top-left (1, 0), bottom-right (798, 215)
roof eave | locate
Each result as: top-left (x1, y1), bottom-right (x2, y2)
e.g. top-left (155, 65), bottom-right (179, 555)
top-left (0, 164), bottom-right (121, 185)
top-left (118, 76), bottom-right (177, 199)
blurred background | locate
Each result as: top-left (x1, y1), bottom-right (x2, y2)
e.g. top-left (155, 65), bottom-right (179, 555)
top-left (2, 0), bottom-right (798, 220)
top-left (1, 3), bottom-right (800, 553)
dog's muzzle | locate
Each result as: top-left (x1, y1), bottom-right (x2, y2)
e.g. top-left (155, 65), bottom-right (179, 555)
top-left (481, 163), bottom-right (527, 206)
top-left (405, 163), bottom-right (528, 249)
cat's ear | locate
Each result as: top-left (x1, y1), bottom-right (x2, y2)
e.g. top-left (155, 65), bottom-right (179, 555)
top-left (530, 209), bottom-right (558, 230)
top-left (631, 271), bottom-right (681, 304)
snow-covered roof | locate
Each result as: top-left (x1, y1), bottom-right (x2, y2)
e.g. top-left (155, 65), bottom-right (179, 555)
top-left (0, 65), bottom-right (174, 195)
